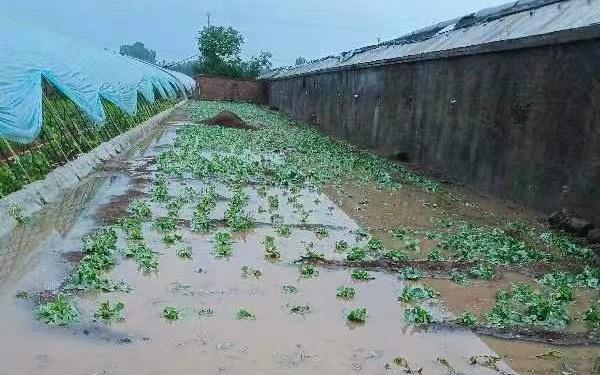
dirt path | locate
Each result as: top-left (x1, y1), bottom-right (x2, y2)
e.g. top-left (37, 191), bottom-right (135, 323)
top-left (0, 102), bottom-right (597, 375)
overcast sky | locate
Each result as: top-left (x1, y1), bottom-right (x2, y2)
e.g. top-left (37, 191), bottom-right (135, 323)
top-left (6, 0), bottom-right (508, 66)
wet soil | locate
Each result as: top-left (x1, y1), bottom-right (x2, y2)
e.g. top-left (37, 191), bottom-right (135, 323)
top-left (325, 180), bottom-right (600, 373)
top-left (0, 102), bottom-right (596, 375)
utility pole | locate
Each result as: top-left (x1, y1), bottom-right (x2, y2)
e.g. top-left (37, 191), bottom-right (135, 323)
top-left (206, 13), bottom-right (211, 27)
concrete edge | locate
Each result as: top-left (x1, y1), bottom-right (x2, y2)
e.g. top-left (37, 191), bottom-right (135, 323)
top-left (0, 99), bottom-right (188, 237)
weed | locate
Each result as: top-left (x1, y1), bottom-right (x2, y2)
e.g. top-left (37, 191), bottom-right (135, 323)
top-left (226, 190), bottom-right (255, 231)
top-left (263, 235), bottom-right (280, 259)
top-left (214, 231), bottom-right (233, 257)
top-left (95, 301), bottom-right (125, 324)
top-left (166, 197), bottom-right (185, 219)
top-left (257, 185), bottom-right (268, 198)
top-left (346, 246), bottom-right (367, 261)
top-left (456, 311), bottom-right (479, 327)
top-left (236, 307), bottom-right (255, 320)
top-left (299, 264), bottom-right (319, 278)
top-left (300, 210), bottom-right (310, 223)
top-left (191, 188), bottom-right (217, 232)
top-left (402, 267), bottom-right (422, 281)
top-left (404, 305), bottom-right (434, 327)
top-left (393, 228), bottom-right (410, 240)
top-left (351, 268), bottom-right (375, 281)
top-left (15, 290), bottom-right (29, 299)
top-left (163, 306), bottom-right (181, 321)
top-left (176, 245), bottom-right (192, 258)
top-left (37, 294), bottom-right (79, 326)
top-left (469, 355), bottom-right (501, 372)
top-left (398, 285), bottom-right (438, 303)
top-left (336, 286), bottom-right (356, 300)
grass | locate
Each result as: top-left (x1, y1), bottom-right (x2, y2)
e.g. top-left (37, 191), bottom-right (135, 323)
top-left (236, 307), bottom-right (256, 320)
top-left (95, 301), bottom-right (125, 324)
top-left (263, 235), bottom-right (280, 259)
top-left (351, 268), bottom-right (375, 281)
top-left (163, 306), bottom-right (181, 321)
top-left (347, 308), bottom-right (368, 323)
top-left (37, 294), bottom-right (79, 326)
top-left (214, 231), bottom-right (233, 257)
top-left (404, 305), bottom-right (434, 327)
top-left (299, 264), bottom-right (319, 278)
top-left (336, 286), bottom-right (356, 300)
top-left (398, 285), bottom-right (438, 303)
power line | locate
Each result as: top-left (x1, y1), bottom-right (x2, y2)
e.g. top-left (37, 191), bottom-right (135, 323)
top-left (162, 54), bottom-right (200, 68)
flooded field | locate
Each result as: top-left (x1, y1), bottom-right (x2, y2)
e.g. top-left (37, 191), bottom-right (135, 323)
top-left (0, 102), bottom-right (597, 375)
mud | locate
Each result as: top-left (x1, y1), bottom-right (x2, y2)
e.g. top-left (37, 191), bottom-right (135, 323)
top-left (202, 110), bottom-right (258, 130)
top-left (0, 102), bottom-right (597, 375)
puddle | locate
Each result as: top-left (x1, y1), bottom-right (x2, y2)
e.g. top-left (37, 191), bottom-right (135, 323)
top-left (1, 102), bottom-right (594, 375)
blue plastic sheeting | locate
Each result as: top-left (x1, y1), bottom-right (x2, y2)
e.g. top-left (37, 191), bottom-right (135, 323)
top-left (0, 18), bottom-right (196, 144)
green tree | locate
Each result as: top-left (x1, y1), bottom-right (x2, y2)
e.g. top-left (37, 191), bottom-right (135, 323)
top-left (295, 56), bottom-right (307, 66)
top-left (119, 42), bottom-right (157, 63)
top-left (197, 25), bottom-right (272, 78)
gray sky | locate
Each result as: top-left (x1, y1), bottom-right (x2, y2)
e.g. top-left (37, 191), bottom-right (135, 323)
top-left (6, 0), bottom-right (509, 66)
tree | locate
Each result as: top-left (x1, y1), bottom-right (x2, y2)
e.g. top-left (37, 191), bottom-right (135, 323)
top-left (295, 57), bottom-right (307, 66)
top-left (197, 25), bottom-right (272, 78)
top-left (120, 42), bottom-right (157, 63)
top-left (198, 26), bottom-right (244, 77)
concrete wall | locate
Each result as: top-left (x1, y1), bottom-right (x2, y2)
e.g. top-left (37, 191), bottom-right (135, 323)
top-left (197, 75), bottom-right (266, 103)
top-left (266, 37), bottom-right (600, 225)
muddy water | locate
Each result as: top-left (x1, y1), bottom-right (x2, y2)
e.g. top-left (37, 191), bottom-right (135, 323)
top-left (0, 112), bottom-right (515, 375)
top-left (327, 180), bottom-right (600, 374)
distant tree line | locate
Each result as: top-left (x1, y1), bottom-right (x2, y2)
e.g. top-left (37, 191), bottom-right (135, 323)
top-left (121, 25), bottom-right (273, 79)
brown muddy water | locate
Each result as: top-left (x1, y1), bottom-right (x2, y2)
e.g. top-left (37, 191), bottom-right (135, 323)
top-left (0, 106), bottom-right (595, 375)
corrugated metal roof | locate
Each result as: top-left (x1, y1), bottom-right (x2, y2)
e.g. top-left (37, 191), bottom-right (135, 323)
top-left (261, 0), bottom-right (600, 79)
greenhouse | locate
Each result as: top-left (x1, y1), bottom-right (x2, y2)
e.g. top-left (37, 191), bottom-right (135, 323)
top-left (0, 18), bottom-right (195, 197)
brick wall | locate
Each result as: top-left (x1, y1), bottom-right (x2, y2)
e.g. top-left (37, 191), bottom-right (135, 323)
top-left (196, 75), bottom-right (266, 103)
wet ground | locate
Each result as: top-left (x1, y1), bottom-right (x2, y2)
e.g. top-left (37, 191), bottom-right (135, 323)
top-left (0, 102), bottom-right (597, 375)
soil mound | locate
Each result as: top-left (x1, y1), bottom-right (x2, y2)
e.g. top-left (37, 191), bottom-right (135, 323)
top-left (202, 111), bottom-right (257, 130)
